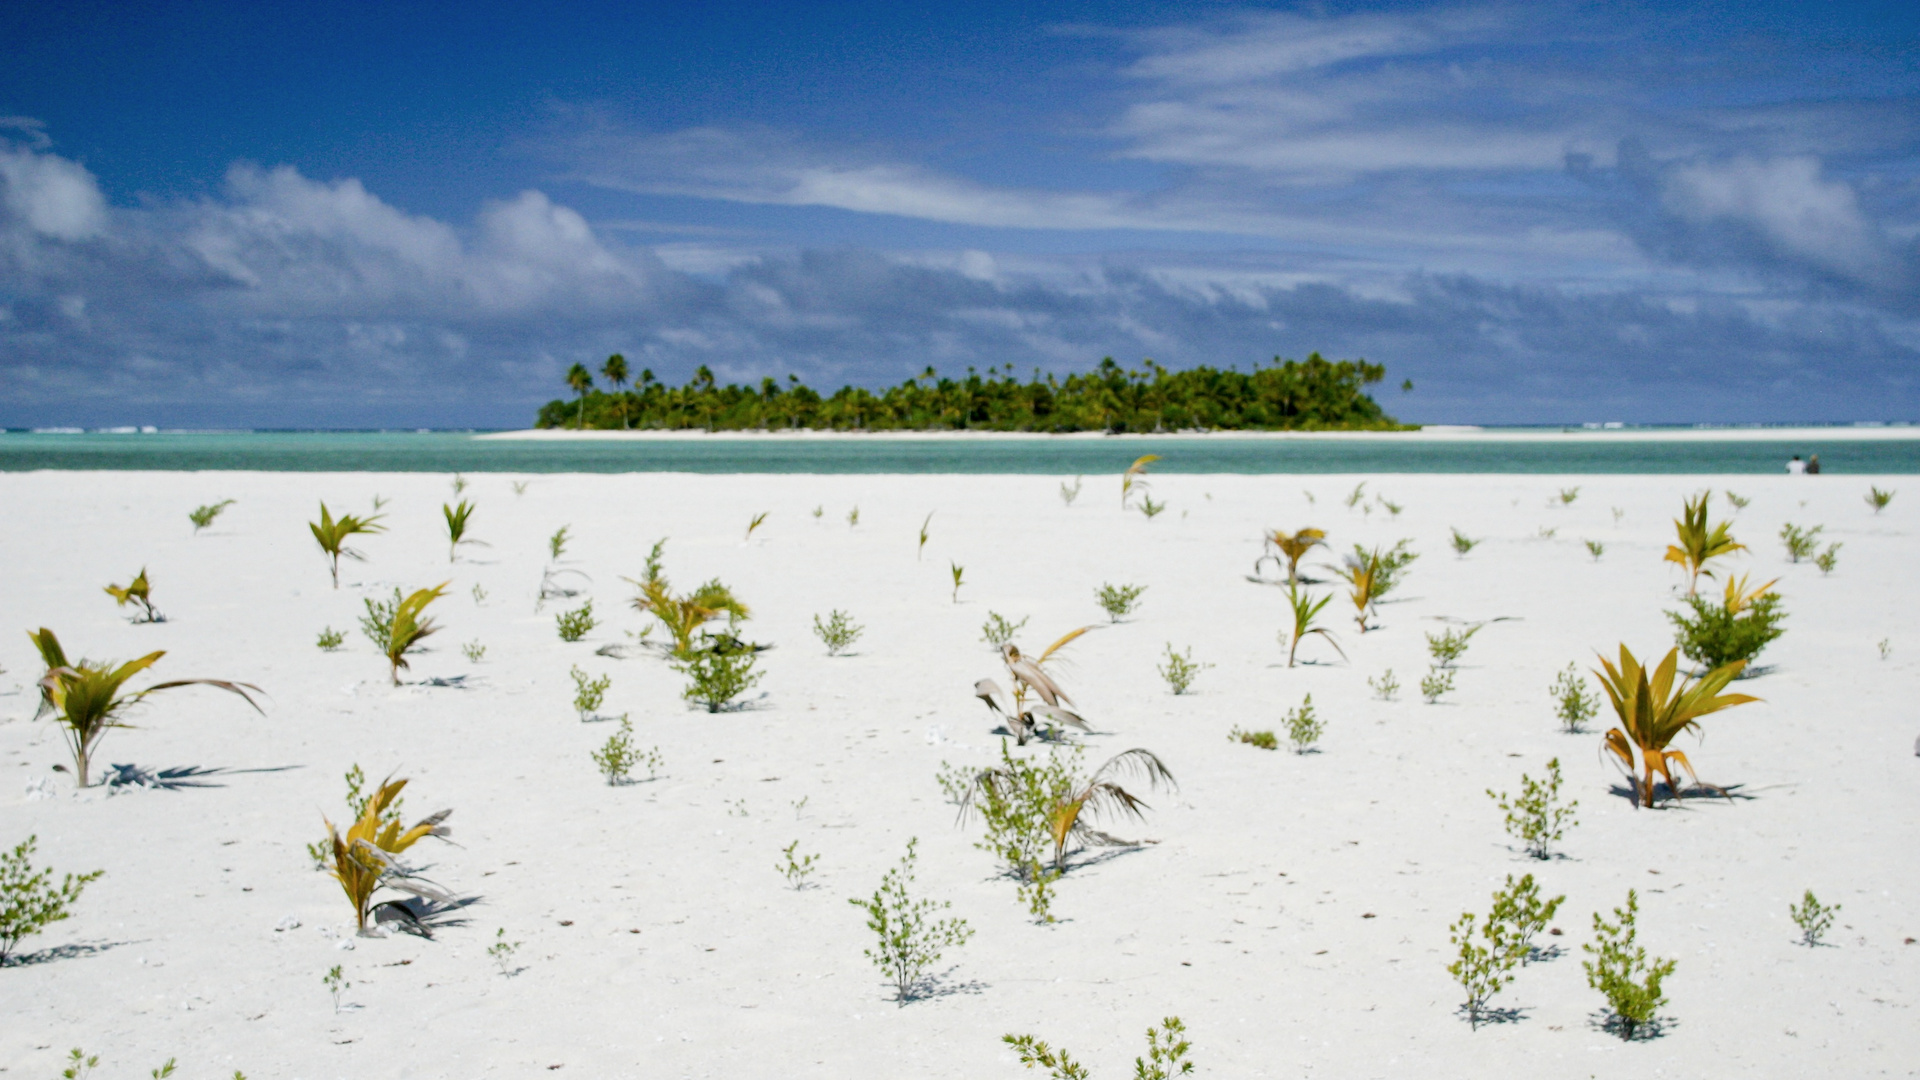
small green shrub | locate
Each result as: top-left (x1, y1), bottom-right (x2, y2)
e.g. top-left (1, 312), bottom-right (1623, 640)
top-left (1667, 593), bottom-right (1786, 670)
top-left (1491, 872), bottom-right (1565, 965)
top-left (1157, 644), bottom-right (1210, 695)
top-left (1229, 726), bottom-right (1277, 750)
top-left (358, 588), bottom-right (402, 651)
top-left (1789, 889), bottom-right (1839, 947)
top-left (570, 665), bottom-right (611, 721)
top-left (1425, 625), bottom-right (1479, 669)
top-left (848, 838), bottom-right (973, 1005)
top-left (460, 640), bottom-right (486, 663)
top-left (1814, 543), bottom-right (1841, 575)
top-left (548, 525), bottom-right (570, 561)
top-left (1095, 582), bottom-right (1147, 622)
top-left (1865, 486), bottom-right (1894, 514)
top-left (61, 1048), bottom-right (98, 1079)
top-left (1780, 522), bottom-right (1823, 562)
top-left (1139, 495), bottom-right (1166, 519)
top-left (778, 841), bottom-right (819, 890)
top-left (1725, 491), bottom-right (1750, 510)
top-left (813, 610), bottom-right (864, 655)
top-left (1548, 663), bottom-right (1599, 733)
top-left (188, 499), bottom-right (235, 534)
top-left (487, 928), bottom-right (522, 975)
top-left (1585, 539), bottom-right (1605, 561)
top-left (316, 627), bottom-right (346, 651)
top-left (672, 636), bottom-right (764, 712)
top-left (323, 964), bottom-right (348, 1013)
top-left (950, 562), bottom-right (965, 603)
top-left (847, 506), bottom-right (860, 527)
top-left (980, 611), bottom-right (1028, 648)
top-left (470, 582), bottom-right (487, 604)
top-left (1004, 1016), bottom-right (1194, 1079)
top-left (1583, 889), bottom-right (1675, 1040)
top-left (1487, 758), bottom-right (1578, 860)
top-left (1879, 638), bottom-right (1892, 660)
top-left (1059, 476), bottom-right (1083, 506)
top-left (590, 718), bottom-right (657, 784)
top-left (304, 763), bottom-right (399, 869)
top-left (1558, 486), bottom-right (1580, 505)
top-left (1448, 909), bottom-right (1517, 1030)
top-left (556, 600), bottom-right (597, 642)
top-left (1283, 694), bottom-right (1322, 753)
top-left (1449, 528), bottom-right (1481, 557)
top-left (1420, 667), bottom-right (1455, 704)
top-left (1368, 669), bottom-right (1400, 701)
top-left (1, 835), bottom-right (103, 964)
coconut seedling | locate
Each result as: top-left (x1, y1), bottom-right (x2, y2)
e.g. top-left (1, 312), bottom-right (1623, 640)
top-left (973, 626), bottom-right (1092, 745)
top-left (1664, 492), bottom-right (1743, 595)
top-left (1594, 645), bottom-right (1759, 808)
top-left (1121, 454), bottom-right (1159, 508)
top-left (103, 568), bottom-right (163, 624)
top-left (1330, 550), bottom-right (1379, 632)
top-left (442, 500), bottom-right (484, 563)
top-left (382, 584), bottom-right (449, 685)
top-left (745, 511), bottom-right (769, 542)
top-left (917, 512), bottom-right (932, 559)
top-left (27, 628), bottom-right (262, 788)
top-left (310, 502), bottom-right (386, 589)
top-left (1282, 584), bottom-right (1346, 668)
top-left (323, 776), bottom-right (452, 935)
top-left (1866, 486), bottom-right (1894, 514)
top-left (630, 575), bottom-right (747, 658)
top-left (1256, 527), bottom-right (1326, 585)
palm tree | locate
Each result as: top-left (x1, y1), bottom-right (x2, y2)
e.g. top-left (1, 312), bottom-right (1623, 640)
top-left (1664, 492), bottom-right (1744, 596)
top-left (1594, 645), bottom-right (1758, 808)
top-left (566, 363), bottom-right (594, 429)
top-left (601, 353), bottom-right (630, 429)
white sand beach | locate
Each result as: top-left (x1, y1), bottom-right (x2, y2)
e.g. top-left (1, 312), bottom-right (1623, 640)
top-left (2, 469), bottom-right (1916, 1078)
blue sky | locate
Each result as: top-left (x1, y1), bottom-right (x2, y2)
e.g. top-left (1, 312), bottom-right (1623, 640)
top-left (2, 0), bottom-right (1916, 426)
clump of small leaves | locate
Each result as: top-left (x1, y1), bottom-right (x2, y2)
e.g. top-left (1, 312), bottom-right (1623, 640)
top-left (1488, 758), bottom-right (1578, 860)
top-left (1448, 909), bottom-right (1517, 1030)
top-left (1095, 583), bottom-right (1147, 622)
top-left (813, 609), bottom-right (865, 655)
top-left (1492, 872), bottom-right (1565, 965)
top-left (104, 567), bottom-right (163, 623)
top-left (570, 665), bottom-right (611, 721)
top-left (1865, 486), bottom-right (1894, 514)
top-left (1585, 539), bottom-right (1605, 562)
top-left (1789, 889), bottom-right (1839, 947)
top-left (1611, 506), bottom-right (1626, 524)
top-left (1283, 694), bottom-right (1323, 753)
top-left (980, 611), bottom-right (1029, 648)
top-left (1344, 482), bottom-right (1368, 509)
top-left (1548, 663), bottom-right (1599, 733)
top-left (1368, 669), bottom-right (1400, 701)
top-left (61, 1048), bottom-right (98, 1080)
top-left (512, 480), bottom-right (529, 496)
top-left (359, 588), bottom-right (402, 651)
top-left (188, 499), bottom-right (235, 535)
top-left (450, 473), bottom-right (468, 495)
top-left (1449, 528), bottom-right (1481, 557)
top-left (323, 964), bottom-right (349, 1013)
top-left (471, 582), bottom-right (487, 604)
top-left (672, 635), bottom-right (764, 712)
top-left (1558, 486), bottom-right (1580, 505)
top-left (778, 841), bottom-right (819, 890)
top-left (487, 928), bottom-right (522, 975)
top-left (1425, 625), bottom-right (1480, 669)
top-left (1725, 491), bottom-right (1751, 511)
top-left (1157, 644), bottom-right (1210, 695)
top-left (1420, 666), bottom-right (1455, 704)
top-left (460, 640), bottom-right (486, 663)
top-left (848, 838), bottom-right (974, 1005)
top-left (590, 718), bottom-right (643, 783)
top-left (1005, 1016), bottom-right (1194, 1079)
top-left (811, 505), bottom-right (823, 520)
top-left (1, 835), bottom-right (104, 964)
top-left (316, 627), bottom-right (346, 652)
top-left (1378, 496), bottom-right (1404, 517)
top-left (949, 561), bottom-right (965, 603)
top-left (1667, 578), bottom-right (1786, 670)
top-left (1230, 726), bottom-right (1278, 750)
top-left (1059, 476), bottom-right (1083, 506)
top-left (1583, 889), bottom-right (1675, 1040)
top-left (556, 600), bottom-right (597, 642)
top-left (1536, 525), bottom-right (1558, 540)
top-left (847, 506), bottom-right (860, 527)
top-left (1139, 495), bottom-right (1166, 519)
top-left (548, 525), bottom-right (571, 562)
top-left (1814, 543), bottom-right (1841, 575)
top-left (1878, 638), bottom-right (1892, 660)
top-left (1780, 522), bottom-right (1823, 562)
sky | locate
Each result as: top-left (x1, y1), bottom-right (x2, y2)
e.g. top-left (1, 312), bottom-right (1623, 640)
top-left (1, 0), bottom-right (1916, 428)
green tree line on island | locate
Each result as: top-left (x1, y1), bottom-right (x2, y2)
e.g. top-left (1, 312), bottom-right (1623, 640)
top-left (535, 353), bottom-right (1408, 433)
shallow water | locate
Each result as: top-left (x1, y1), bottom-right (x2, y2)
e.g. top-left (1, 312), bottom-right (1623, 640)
top-left (2, 430), bottom-right (1916, 473)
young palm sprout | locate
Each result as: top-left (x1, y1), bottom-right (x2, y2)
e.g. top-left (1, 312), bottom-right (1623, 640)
top-left (1330, 549), bottom-right (1380, 632)
top-left (1121, 454), bottom-right (1160, 508)
top-left (442, 500), bottom-right (483, 563)
top-left (973, 627), bottom-right (1092, 745)
top-left (1594, 645), bottom-right (1759, 808)
top-left (310, 502), bottom-right (386, 588)
top-left (1664, 492), bottom-right (1744, 596)
top-left (1257, 527), bottom-right (1327, 586)
top-left (385, 583), bottom-right (449, 684)
top-left (103, 568), bottom-right (163, 623)
top-left (625, 543), bottom-right (749, 657)
top-left (28, 628), bottom-right (262, 788)
top-left (324, 777), bottom-right (453, 935)
top-left (1283, 585), bottom-right (1346, 667)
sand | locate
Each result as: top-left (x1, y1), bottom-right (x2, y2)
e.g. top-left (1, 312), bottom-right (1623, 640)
top-left (1, 469), bottom-right (1915, 1078)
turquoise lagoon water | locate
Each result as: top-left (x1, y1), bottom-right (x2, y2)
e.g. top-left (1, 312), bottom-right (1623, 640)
top-left (2, 430), bottom-right (1917, 474)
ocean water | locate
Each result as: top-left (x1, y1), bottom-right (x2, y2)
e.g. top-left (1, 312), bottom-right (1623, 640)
top-left (2, 430), bottom-right (1917, 474)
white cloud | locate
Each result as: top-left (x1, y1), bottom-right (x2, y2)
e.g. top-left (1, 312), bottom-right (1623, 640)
top-left (0, 141), bottom-right (108, 240)
top-left (1661, 155), bottom-right (1899, 286)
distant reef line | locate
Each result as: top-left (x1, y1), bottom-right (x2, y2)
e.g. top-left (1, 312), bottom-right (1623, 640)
top-left (535, 354), bottom-right (1411, 434)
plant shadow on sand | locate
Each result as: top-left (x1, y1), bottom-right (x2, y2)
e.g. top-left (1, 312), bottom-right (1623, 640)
top-left (1458, 1003), bottom-right (1530, 1027)
top-left (1606, 781), bottom-right (1752, 809)
top-left (1589, 1010), bottom-right (1675, 1041)
top-left (103, 763), bottom-right (302, 791)
top-left (0, 938), bottom-right (136, 968)
top-left (900, 965), bottom-right (989, 1004)
top-left (372, 894), bottom-right (482, 939)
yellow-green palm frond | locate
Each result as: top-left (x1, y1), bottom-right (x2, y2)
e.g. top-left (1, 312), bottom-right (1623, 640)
top-left (1594, 644), bottom-right (1760, 806)
top-left (1722, 573), bottom-right (1779, 614)
top-left (386, 583), bottom-right (449, 681)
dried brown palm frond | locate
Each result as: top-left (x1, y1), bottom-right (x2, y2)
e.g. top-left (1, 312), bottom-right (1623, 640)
top-left (1045, 748), bottom-right (1177, 870)
top-left (1256, 527), bottom-right (1327, 585)
top-left (976, 627), bottom-right (1093, 744)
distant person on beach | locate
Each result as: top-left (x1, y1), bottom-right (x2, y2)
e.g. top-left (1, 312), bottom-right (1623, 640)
top-left (1807, 454), bottom-right (1821, 474)
top-left (1787, 455), bottom-right (1806, 475)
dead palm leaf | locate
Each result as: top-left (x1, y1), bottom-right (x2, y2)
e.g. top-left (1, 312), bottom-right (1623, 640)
top-left (1257, 528), bottom-right (1327, 585)
top-left (1046, 748), bottom-right (1177, 871)
top-left (27, 628), bottom-right (263, 788)
top-left (1593, 645), bottom-right (1759, 808)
